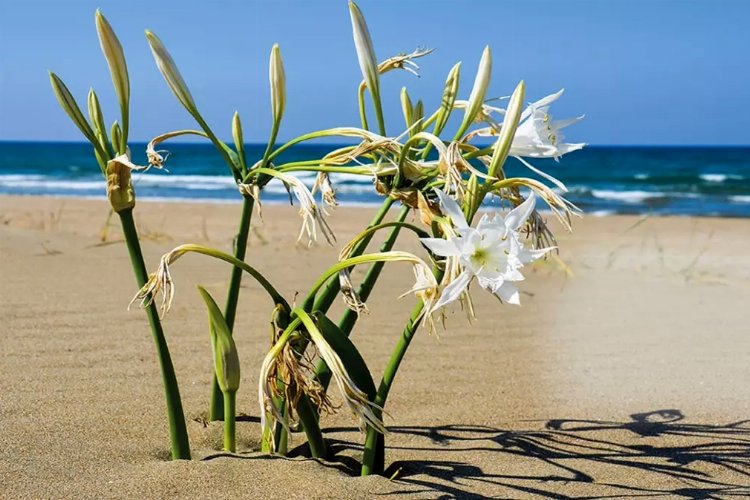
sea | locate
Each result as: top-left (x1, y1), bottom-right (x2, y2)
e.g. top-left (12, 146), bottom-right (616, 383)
top-left (1, 142), bottom-right (749, 217)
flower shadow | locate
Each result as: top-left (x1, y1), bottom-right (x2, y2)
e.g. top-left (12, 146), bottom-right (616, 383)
top-left (323, 409), bottom-right (750, 498)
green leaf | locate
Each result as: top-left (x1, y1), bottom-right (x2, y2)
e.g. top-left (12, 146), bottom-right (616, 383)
top-left (197, 286), bottom-right (240, 393)
top-left (312, 311), bottom-right (375, 399)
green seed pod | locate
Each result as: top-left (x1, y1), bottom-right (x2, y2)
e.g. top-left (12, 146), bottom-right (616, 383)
top-left (95, 10), bottom-right (129, 149)
top-left (198, 286), bottom-right (240, 394)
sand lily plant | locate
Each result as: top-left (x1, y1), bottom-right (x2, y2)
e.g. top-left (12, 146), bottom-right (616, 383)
top-left (50, 10), bottom-right (191, 460)
top-left (51, 1), bottom-right (584, 476)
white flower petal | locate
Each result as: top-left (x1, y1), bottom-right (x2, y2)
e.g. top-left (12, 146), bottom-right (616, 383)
top-left (504, 193), bottom-right (536, 230)
top-left (421, 237), bottom-right (461, 257)
top-left (435, 189), bottom-right (468, 229)
top-left (434, 269), bottom-right (472, 310)
top-left (494, 281), bottom-right (521, 305)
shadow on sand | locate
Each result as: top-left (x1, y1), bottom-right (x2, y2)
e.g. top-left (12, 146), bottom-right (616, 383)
top-left (321, 409), bottom-right (750, 499)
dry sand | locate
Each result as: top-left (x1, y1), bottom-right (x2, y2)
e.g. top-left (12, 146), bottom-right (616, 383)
top-left (1, 194), bottom-right (749, 499)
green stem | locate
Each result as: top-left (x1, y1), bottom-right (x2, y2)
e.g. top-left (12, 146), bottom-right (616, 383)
top-left (118, 209), bottom-right (191, 460)
top-left (209, 196), bottom-right (255, 421)
top-left (361, 300), bottom-right (426, 476)
top-left (313, 207), bottom-right (411, 390)
top-left (270, 198), bottom-right (394, 452)
top-left (310, 197), bottom-right (395, 314)
top-left (223, 391), bottom-right (236, 452)
top-left (296, 394), bottom-right (327, 459)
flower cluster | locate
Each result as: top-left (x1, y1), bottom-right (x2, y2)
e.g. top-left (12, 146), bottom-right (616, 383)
top-left (51, 1), bottom-right (584, 473)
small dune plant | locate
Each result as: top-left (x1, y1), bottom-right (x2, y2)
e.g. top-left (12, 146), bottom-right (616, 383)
top-left (51, 2), bottom-right (584, 475)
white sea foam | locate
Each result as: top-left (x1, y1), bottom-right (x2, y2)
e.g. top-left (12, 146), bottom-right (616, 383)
top-left (699, 173), bottom-right (743, 183)
top-left (591, 190), bottom-right (666, 203)
top-left (588, 209), bottom-right (616, 217)
top-left (729, 195), bottom-right (750, 203)
top-left (634, 173), bottom-right (650, 180)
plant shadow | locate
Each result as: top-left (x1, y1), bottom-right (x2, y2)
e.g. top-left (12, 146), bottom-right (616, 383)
top-left (322, 409), bottom-right (750, 499)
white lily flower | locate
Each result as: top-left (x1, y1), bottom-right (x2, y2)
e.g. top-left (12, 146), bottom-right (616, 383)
top-left (421, 190), bottom-right (553, 310)
top-left (510, 89), bottom-right (585, 161)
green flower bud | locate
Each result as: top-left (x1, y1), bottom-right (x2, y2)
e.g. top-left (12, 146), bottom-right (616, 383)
top-left (95, 10), bottom-right (129, 149)
top-left (111, 121), bottom-right (122, 155)
top-left (269, 44), bottom-right (286, 129)
top-left (487, 80), bottom-right (525, 178)
top-left (145, 30), bottom-right (198, 117)
top-left (198, 287), bottom-right (240, 394)
top-left (349, 1), bottom-right (380, 101)
top-left (87, 89), bottom-right (111, 156)
top-left (49, 72), bottom-right (99, 147)
top-left (232, 111), bottom-right (245, 169)
top-left (400, 87), bottom-right (414, 131)
top-left (456, 46), bottom-right (491, 140)
top-left (433, 62), bottom-right (461, 136)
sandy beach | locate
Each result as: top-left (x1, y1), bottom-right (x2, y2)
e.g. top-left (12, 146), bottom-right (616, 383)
top-left (1, 194), bottom-right (749, 499)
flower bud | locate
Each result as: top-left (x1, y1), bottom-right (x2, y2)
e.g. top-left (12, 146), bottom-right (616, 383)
top-left (400, 87), bottom-right (414, 131)
top-left (198, 286), bottom-right (240, 394)
top-left (413, 100), bottom-right (424, 132)
top-left (145, 30), bottom-right (198, 117)
top-left (95, 10), bottom-right (129, 148)
top-left (232, 111), bottom-right (245, 168)
top-left (269, 44), bottom-right (286, 128)
top-left (349, 1), bottom-right (380, 100)
top-left (49, 72), bottom-right (99, 147)
top-left (433, 62), bottom-right (461, 136)
top-left (111, 121), bottom-right (122, 155)
top-left (456, 46), bottom-right (491, 139)
top-left (487, 80), bottom-right (525, 178)
top-left (87, 89), bottom-right (110, 152)
top-left (106, 154), bottom-right (136, 212)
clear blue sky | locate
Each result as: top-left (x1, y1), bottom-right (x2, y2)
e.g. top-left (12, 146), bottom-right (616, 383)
top-left (1, 0), bottom-right (748, 145)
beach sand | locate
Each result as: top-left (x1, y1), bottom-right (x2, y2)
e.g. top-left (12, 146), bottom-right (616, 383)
top-left (1, 194), bottom-right (749, 499)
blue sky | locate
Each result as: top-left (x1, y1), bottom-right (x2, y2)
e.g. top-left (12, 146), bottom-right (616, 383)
top-left (1, 0), bottom-right (748, 145)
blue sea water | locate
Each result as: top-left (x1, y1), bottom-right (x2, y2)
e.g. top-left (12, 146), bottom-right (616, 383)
top-left (1, 141), bottom-right (749, 217)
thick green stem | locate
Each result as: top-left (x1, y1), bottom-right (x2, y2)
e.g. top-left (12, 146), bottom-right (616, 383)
top-left (296, 394), bottom-right (328, 459)
top-left (313, 207), bottom-right (411, 390)
top-left (269, 198), bottom-right (394, 451)
top-left (118, 209), bottom-right (191, 460)
top-left (310, 197), bottom-right (395, 313)
top-left (361, 300), bottom-right (426, 475)
top-left (209, 196), bottom-right (255, 421)
top-left (223, 391), bottom-right (236, 452)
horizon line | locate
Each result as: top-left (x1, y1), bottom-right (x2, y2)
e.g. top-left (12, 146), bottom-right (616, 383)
top-left (0, 140), bottom-right (749, 148)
